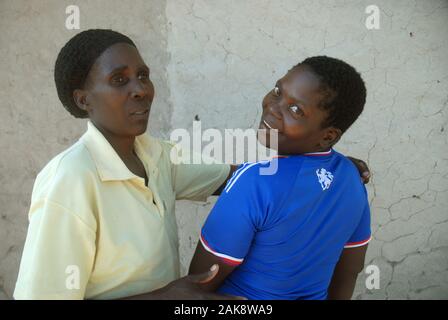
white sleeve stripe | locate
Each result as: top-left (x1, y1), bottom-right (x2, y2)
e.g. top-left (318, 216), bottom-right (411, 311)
top-left (344, 236), bottom-right (372, 248)
top-left (199, 235), bottom-right (244, 263)
top-left (224, 162), bottom-right (259, 193)
top-left (225, 163), bottom-right (250, 189)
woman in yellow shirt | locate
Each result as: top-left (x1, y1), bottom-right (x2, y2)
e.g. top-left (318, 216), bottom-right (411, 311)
top-left (14, 29), bottom-right (370, 299)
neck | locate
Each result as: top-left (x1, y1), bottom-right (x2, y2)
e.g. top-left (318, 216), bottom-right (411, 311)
top-left (93, 122), bottom-right (136, 160)
top-left (306, 146), bottom-right (332, 153)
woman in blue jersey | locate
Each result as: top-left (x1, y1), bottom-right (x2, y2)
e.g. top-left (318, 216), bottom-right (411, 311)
top-left (190, 56), bottom-right (371, 300)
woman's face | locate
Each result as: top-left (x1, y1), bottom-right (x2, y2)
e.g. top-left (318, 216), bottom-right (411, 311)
top-left (258, 65), bottom-right (340, 155)
top-left (76, 42), bottom-right (154, 138)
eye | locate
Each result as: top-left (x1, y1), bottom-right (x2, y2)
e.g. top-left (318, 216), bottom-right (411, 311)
top-left (112, 75), bottom-right (127, 85)
top-left (138, 72), bottom-right (149, 81)
top-left (289, 105), bottom-right (303, 115)
top-left (273, 86), bottom-right (280, 96)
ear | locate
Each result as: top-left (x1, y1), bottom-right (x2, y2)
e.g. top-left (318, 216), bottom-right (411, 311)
top-left (73, 89), bottom-right (92, 114)
top-left (321, 127), bottom-right (342, 149)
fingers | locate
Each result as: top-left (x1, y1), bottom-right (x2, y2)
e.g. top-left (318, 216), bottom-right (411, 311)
top-left (356, 159), bottom-right (369, 172)
top-left (188, 264), bottom-right (219, 284)
top-left (362, 171), bottom-right (371, 184)
top-left (348, 156), bottom-right (371, 184)
top-left (357, 159), bottom-right (371, 184)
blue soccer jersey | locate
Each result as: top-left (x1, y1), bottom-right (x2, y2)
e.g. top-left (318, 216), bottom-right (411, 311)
top-left (200, 149), bottom-right (371, 300)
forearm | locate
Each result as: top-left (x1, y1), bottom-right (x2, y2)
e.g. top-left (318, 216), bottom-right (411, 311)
top-left (327, 244), bottom-right (368, 299)
top-left (327, 271), bottom-right (359, 300)
top-left (189, 242), bottom-right (236, 293)
top-left (118, 264), bottom-right (235, 300)
top-left (118, 285), bottom-right (169, 300)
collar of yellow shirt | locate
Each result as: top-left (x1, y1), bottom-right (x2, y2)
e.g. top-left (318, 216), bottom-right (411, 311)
top-left (80, 121), bottom-right (162, 182)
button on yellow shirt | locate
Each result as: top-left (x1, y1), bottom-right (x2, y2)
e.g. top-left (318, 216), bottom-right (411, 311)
top-left (14, 121), bottom-right (230, 300)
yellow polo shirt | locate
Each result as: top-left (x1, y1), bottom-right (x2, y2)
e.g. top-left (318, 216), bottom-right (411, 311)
top-left (14, 121), bottom-right (230, 300)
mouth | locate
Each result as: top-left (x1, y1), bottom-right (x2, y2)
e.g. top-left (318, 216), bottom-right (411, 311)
top-left (130, 109), bottom-right (149, 116)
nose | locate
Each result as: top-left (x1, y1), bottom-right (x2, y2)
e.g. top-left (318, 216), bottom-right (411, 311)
top-left (130, 79), bottom-right (147, 100)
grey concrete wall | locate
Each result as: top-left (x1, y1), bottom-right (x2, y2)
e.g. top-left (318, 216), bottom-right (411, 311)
top-left (1, 0), bottom-right (447, 299)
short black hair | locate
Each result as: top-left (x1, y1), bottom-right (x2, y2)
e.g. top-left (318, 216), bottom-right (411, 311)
top-left (296, 56), bottom-right (366, 133)
top-left (54, 29), bottom-right (136, 118)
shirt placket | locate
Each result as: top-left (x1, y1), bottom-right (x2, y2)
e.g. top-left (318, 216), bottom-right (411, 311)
top-left (133, 163), bottom-right (165, 218)
top-left (147, 167), bottom-right (166, 217)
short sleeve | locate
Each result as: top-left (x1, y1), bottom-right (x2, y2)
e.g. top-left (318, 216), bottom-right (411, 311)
top-left (13, 200), bottom-right (96, 299)
top-left (200, 163), bottom-right (266, 265)
top-left (344, 202), bottom-right (372, 248)
top-left (168, 142), bottom-right (230, 201)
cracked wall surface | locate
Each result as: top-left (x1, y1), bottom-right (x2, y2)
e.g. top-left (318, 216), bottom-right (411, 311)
top-left (1, 0), bottom-right (447, 299)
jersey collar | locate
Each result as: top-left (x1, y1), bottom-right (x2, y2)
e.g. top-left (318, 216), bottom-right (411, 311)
top-left (303, 149), bottom-right (333, 157)
top-left (273, 149), bottom-right (334, 159)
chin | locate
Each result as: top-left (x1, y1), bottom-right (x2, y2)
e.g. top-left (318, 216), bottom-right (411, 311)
top-left (137, 125), bottom-right (148, 136)
top-left (132, 122), bottom-right (149, 136)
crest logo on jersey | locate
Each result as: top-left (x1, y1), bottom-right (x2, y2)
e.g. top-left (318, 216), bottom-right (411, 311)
top-left (316, 168), bottom-right (334, 190)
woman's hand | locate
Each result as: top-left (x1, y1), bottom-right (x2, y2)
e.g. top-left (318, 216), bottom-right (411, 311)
top-left (157, 264), bottom-right (246, 300)
top-left (347, 157), bottom-right (371, 184)
top-left (123, 264), bottom-right (246, 300)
